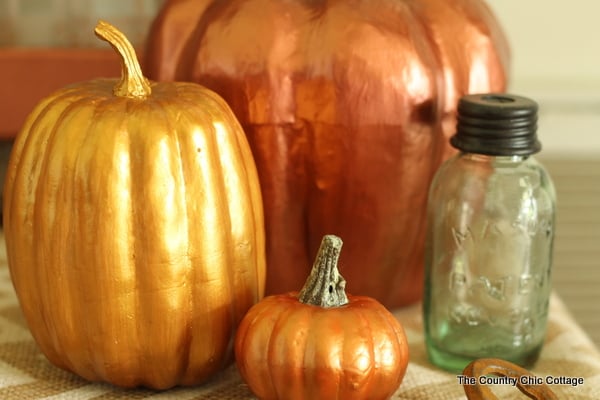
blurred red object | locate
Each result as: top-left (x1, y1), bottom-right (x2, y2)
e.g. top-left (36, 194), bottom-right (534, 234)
top-left (0, 48), bottom-right (124, 139)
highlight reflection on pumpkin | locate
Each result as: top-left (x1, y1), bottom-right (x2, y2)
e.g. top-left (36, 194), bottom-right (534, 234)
top-left (146, 0), bottom-right (510, 308)
top-left (235, 235), bottom-right (409, 400)
top-left (3, 20), bottom-right (265, 389)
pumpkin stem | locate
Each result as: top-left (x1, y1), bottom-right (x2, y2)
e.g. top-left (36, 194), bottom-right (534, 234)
top-left (94, 20), bottom-right (151, 99)
top-left (298, 235), bottom-right (349, 308)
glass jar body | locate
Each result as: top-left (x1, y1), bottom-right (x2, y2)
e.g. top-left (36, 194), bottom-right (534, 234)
top-left (423, 153), bottom-right (556, 373)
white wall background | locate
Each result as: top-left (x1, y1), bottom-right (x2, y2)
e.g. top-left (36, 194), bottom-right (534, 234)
top-left (485, 0), bottom-right (600, 156)
top-left (486, 1), bottom-right (600, 88)
top-left (0, 0), bottom-right (162, 47)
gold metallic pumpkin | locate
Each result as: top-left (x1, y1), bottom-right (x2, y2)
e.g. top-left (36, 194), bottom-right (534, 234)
top-left (2, 21), bottom-right (265, 389)
top-left (145, 0), bottom-right (510, 308)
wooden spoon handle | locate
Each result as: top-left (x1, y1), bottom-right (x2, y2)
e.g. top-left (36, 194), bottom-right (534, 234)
top-left (462, 358), bottom-right (558, 400)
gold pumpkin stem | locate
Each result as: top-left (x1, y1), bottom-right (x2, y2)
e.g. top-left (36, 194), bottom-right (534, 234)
top-left (94, 20), bottom-right (152, 99)
top-left (298, 235), bottom-right (349, 308)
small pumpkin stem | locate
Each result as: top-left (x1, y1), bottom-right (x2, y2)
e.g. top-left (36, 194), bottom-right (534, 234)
top-left (94, 20), bottom-right (151, 99)
top-left (298, 235), bottom-right (349, 307)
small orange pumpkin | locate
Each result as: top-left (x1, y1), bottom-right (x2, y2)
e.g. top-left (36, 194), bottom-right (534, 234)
top-left (234, 235), bottom-right (409, 400)
top-left (3, 21), bottom-right (265, 389)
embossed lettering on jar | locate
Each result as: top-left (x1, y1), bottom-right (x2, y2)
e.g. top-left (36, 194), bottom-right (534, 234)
top-left (423, 94), bottom-right (556, 373)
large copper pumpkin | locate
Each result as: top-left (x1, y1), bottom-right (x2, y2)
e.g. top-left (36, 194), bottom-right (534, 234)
top-left (145, 0), bottom-right (509, 308)
top-left (3, 21), bottom-right (265, 389)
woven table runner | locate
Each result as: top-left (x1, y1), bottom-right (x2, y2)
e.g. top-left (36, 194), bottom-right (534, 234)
top-left (0, 234), bottom-right (599, 399)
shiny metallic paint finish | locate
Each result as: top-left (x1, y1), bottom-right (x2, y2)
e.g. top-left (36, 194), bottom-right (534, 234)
top-left (146, 0), bottom-right (509, 307)
top-left (3, 22), bottom-right (266, 389)
top-left (235, 293), bottom-right (409, 400)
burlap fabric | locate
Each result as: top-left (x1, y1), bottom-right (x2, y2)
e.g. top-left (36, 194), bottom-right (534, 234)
top-left (0, 234), bottom-right (599, 399)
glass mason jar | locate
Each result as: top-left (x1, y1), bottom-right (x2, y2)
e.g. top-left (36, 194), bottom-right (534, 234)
top-left (423, 94), bottom-right (556, 373)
